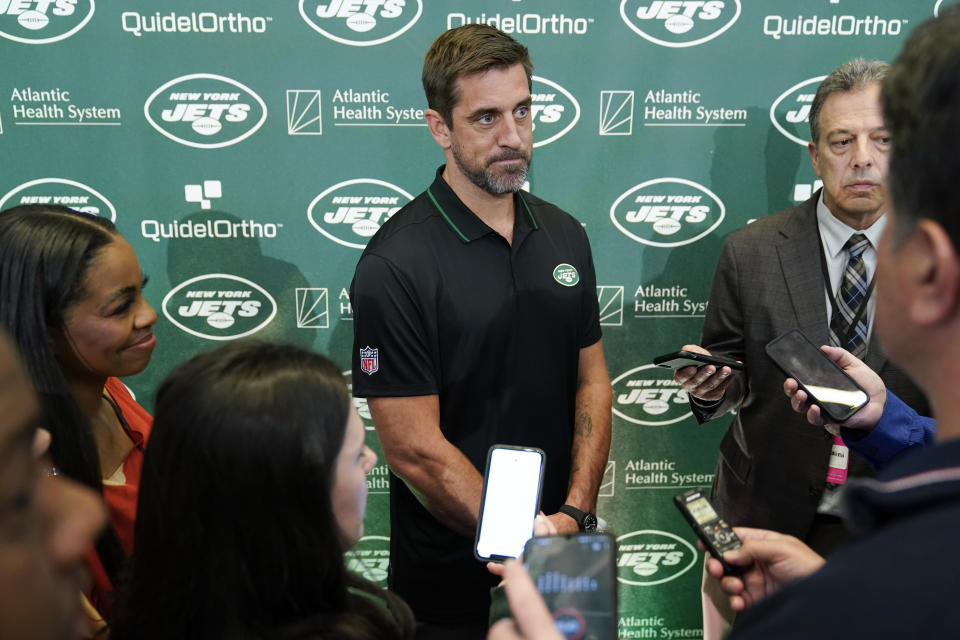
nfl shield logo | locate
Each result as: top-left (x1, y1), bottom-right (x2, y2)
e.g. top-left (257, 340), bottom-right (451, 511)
top-left (360, 346), bottom-right (379, 375)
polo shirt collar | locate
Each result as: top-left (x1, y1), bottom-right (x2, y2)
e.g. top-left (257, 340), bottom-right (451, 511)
top-left (426, 165), bottom-right (539, 243)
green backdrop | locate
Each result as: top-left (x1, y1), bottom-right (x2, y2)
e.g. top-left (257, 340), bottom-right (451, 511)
top-left (1, 0), bottom-right (948, 636)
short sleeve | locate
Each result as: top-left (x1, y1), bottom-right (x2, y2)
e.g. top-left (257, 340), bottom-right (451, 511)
top-left (350, 253), bottom-right (438, 398)
top-left (578, 227), bottom-right (602, 349)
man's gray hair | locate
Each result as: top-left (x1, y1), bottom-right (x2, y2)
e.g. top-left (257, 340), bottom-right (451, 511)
top-left (809, 58), bottom-right (889, 143)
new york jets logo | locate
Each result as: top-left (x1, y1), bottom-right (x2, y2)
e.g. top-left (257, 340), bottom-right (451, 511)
top-left (610, 177), bottom-right (725, 248)
top-left (143, 73), bottom-right (267, 149)
top-left (299, 0), bottom-right (422, 46)
top-left (620, 0), bottom-right (741, 48)
top-left (162, 273), bottom-right (277, 340)
top-left (344, 536), bottom-right (390, 586)
top-left (553, 263), bottom-right (579, 287)
top-left (770, 76), bottom-right (827, 146)
top-left (531, 76), bottom-right (580, 148)
top-left (617, 530), bottom-right (698, 586)
top-left (0, 178), bottom-right (116, 222)
top-left (0, 0), bottom-right (95, 44)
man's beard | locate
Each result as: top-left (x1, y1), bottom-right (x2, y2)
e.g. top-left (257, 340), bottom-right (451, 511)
top-left (451, 141), bottom-right (531, 195)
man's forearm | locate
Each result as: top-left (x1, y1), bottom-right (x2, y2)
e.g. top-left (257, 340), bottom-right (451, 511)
top-left (564, 380), bottom-right (612, 512)
top-left (369, 396), bottom-right (483, 536)
top-left (391, 441), bottom-right (483, 536)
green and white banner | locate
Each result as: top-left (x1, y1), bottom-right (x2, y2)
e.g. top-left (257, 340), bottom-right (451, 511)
top-left (2, 0), bottom-right (947, 635)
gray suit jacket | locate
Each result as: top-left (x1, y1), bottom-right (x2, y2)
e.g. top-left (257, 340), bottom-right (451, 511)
top-left (694, 192), bottom-right (929, 545)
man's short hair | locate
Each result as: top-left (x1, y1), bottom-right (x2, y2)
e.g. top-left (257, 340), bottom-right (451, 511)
top-left (422, 24), bottom-right (533, 127)
top-left (882, 5), bottom-right (960, 245)
top-left (809, 58), bottom-right (889, 143)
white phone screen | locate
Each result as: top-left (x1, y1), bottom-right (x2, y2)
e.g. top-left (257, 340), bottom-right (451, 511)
top-left (475, 446), bottom-right (545, 561)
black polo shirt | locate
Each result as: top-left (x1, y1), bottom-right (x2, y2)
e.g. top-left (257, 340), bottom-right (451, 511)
top-left (350, 166), bottom-right (601, 624)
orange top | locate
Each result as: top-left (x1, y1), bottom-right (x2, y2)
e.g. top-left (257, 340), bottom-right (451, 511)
top-left (84, 377), bottom-right (153, 618)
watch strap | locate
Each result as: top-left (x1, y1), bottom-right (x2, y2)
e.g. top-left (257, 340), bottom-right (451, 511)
top-left (559, 504), bottom-right (590, 529)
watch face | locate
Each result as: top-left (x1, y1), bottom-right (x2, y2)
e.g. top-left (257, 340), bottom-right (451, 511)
top-left (583, 514), bottom-right (598, 531)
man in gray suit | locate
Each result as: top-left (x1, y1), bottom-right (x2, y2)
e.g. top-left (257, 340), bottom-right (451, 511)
top-left (674, 58), bottom-right (929, 634)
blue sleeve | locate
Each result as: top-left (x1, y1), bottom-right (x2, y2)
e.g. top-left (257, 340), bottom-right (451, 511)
top-left (842, 391), bottom-right (936, 469)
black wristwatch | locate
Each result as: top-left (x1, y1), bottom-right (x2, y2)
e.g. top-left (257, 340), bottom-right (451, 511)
top-left (559, 504), bottom-right (598, 532)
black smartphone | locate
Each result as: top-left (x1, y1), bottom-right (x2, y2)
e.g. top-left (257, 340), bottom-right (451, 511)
top-left (764, 329), bottom-right (869, 422)
top-left (474, 445), bottom-right (545, 562)
top-left (653, 349), bottom-right (743, 371)
top-left (522, 533), bottom-right (618, 640)
top-left (673, 489), bottom-right (741, 574)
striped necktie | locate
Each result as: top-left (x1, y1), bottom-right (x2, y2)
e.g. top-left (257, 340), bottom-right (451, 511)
top-left (829, 233), bottom-right (870, 358)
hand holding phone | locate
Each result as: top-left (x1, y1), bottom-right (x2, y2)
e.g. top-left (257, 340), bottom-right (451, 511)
top-left (782, 344), bottom-right (887, 431)
top-left (674, 489), bottom-right (742, 574)
top-left (522, 533), bottom-right (618, 640)
top-left (475, 445), bottom-right (546, 562)
top-left (662, 346), bottom-right (742, 404)
top-left (765, 330), bottom-right (869, 423)
top-left (653, 349), bottom-right (743, 371)
top-left (490, 560), bottom-right (565, 640)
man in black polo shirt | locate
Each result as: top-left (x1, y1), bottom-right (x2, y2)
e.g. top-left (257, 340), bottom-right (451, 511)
top-left (350, 24), bottom-right (612, 639)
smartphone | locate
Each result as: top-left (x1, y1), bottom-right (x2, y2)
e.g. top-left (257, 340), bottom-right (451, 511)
top-left (764, 329), bottom-right (869, 422)
top-left (474, 445), bottom-right (545, 562)
top-left (523, 533), bottom-right (618, 640)
top-left (653, 350), bottom-right (744, 371)
top-left (673, 489), bottom-right (741, 574)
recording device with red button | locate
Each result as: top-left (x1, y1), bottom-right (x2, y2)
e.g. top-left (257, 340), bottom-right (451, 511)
top-left (674, 488), bottom-right (742, 574)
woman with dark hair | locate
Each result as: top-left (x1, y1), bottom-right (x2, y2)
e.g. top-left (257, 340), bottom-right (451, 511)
top-left (110, 340), bottom-right (415, 640)
top-left (0, 204), bottom-right (156, 621)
